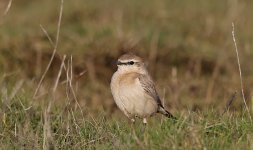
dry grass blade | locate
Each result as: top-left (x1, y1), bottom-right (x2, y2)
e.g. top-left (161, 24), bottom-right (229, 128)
top-left (82, 137), bottom-right (106, 147)
top-left (53, 55), bottom-right (66, 93)
top-left (231, 22), bottom-right (252, 122)
top-left (66, 56), bottom-right (85, 120)
top-left (3, 0), bottom-right (12, 16)
top-left (40, 24), bottom-right (55, 47)
top-left (43, 102), bottom-right (55, 150)
top-left (222, 92), bottom-right (237, 115)
top-left (33, 0), bottom-right (64, 99)
top-left (38, 1), bottom-right (64, 148)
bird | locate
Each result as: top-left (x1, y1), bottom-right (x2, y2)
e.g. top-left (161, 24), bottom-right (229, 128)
top-left (110, 53), bottom-right (175, 124)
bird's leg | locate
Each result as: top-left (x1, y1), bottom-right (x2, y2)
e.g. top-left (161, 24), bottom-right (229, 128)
top-left (129, 118), bottom-right (135, 130)
top-left (129, 118), bottom-right (138, 140)
top-left (131, 118), bottom-right (136, 124)
top-left (141, 118), bottom-right (147, 133)
top-left (143, 118), bottom-right (147, 125)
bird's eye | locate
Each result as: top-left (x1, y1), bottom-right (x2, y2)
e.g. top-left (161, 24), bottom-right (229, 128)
top-left (129, 61), bottom-right (134, 65)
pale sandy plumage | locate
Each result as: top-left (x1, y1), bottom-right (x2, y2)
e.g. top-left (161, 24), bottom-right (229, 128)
top-left (110, 53), bottom-right (175, 124)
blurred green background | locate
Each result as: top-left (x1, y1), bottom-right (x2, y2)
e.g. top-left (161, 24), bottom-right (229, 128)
top-left (1, 0), bottom-right (253, 113)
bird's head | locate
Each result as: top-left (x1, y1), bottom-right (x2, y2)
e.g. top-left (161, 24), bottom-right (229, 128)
top-left (116, 53), bottom-right (146, 74)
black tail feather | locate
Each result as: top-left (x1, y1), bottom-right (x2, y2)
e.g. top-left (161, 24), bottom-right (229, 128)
top-left (158, 105), bottom-right (176, 120)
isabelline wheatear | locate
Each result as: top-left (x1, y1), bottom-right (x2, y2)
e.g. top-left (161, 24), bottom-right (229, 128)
top-left (110, 53), bottom-right (175, 124)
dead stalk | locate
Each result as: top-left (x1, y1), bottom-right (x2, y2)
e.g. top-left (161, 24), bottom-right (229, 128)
top-left (33, 0), bottom-right (64, 99)
top-left (40, 0), bottom-right (64, 149)
top-left (40, 25), bottom-right (55, 47)
top-left (53, 55), bottom-right (66, 93)
top-left (3, 0), bottom-right (12, 16)
top-left (231, 22), bottom-right (252, 122)
top-left (66, 56), bottom-right (85, 120)
top-left (43, 101), bottom-right (54, 150)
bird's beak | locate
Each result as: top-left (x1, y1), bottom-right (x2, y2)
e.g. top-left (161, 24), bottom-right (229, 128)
top-left (117, 61), bottom-right (123, 65)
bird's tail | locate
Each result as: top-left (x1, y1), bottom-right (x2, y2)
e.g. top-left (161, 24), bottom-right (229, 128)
top-left (158, 105), bottom-right (176, 120)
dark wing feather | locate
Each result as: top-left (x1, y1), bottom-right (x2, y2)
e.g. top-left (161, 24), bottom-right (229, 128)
top-left (138, 74), bottom-right (162, 106)
top-left (138, 74), bottom-right (176, 119)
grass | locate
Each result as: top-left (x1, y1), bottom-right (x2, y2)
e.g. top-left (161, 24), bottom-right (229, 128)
top-left (1, 0), bottom-right (253, 149)
top-left (2, 0), bottom-right (253, 111)
top-left (1, 92), bottom-right (253, 149)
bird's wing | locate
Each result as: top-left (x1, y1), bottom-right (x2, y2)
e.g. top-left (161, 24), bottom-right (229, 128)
top-left (138, 74), bottom-right (162, 106)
